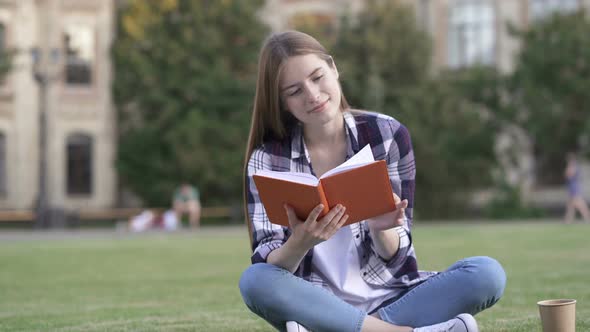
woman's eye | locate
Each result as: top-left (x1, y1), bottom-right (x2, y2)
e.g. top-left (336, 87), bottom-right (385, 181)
top-left (312, 75), bottom-right (323, 82)
top-left (288, 89), bottom-right (301, 97)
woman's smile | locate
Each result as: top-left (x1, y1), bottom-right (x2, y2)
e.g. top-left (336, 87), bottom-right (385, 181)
top-left (308, 99), bottom-right (330, 114)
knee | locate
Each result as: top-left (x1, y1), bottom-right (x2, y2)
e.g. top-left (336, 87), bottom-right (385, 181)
top-left (239, 263), bottom-right (285, 306)
top-left (239, 263), bottom-right (266, 302)
top-left (464, 256), bottom-right (506, 301)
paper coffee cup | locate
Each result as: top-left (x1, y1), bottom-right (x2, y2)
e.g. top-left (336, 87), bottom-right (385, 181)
top-left (537, 299), bottom-right (576, 332)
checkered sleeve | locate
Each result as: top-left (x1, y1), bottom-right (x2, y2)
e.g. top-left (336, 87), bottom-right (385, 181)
top-left (246, 147), bottom-right (288, 264)
top-left (362, 121), bottom-right (419, 286)
top-left (384, 123), bottom-right (415, 262)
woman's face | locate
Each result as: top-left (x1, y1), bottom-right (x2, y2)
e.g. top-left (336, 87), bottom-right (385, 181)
top-left (279, 54), bottom-right (342, 127)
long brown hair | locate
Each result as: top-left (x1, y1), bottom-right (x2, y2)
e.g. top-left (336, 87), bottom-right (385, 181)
top-left (242, 31), bottom-right (349, 243)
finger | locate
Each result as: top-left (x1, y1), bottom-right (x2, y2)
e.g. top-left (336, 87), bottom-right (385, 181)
top-left (322, 206), bottom-right (346, 232)
top-left (392, 192), bottom-right (401, 204)
top-left (336, 213), bottom-right (349, 229)
top-left (284, 204), bottom-right (300, 228)
top-left (305, 204), bottom-right (325, 225)
top-left (318, 205), bottom-right (343, 228)
top-left (396, 199), bottom-right (408, 210)
top-left (395, 205), bottom-right (407, 226)
top-left (325, 213), bottom-right (349, 238)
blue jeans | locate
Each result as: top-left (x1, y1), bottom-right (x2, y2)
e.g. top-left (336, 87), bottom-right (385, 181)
top-left (239, 256), bottom-right (506, 332)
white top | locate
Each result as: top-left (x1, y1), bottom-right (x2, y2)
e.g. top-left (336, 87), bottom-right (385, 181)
top-left (312, 226), bottom-right (398, 313)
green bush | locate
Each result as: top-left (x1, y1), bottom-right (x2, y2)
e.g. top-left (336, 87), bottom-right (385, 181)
top-left (484, 181), bottom-right (545, 219)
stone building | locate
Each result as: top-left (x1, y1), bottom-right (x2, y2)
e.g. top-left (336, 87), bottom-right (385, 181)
top-left (0, 0), bottom-right (588, 214)
top-left (0, 0), bottom-right (116, 212)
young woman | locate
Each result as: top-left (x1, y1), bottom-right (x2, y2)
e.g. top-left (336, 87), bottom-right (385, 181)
top-left (239, 31), bottom-right (506, 332)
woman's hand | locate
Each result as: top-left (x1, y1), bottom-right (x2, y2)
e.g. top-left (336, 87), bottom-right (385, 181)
top-left (285, 203), bottom-right (349, 251)
top-left (366, 193), bottom-right (408, 232)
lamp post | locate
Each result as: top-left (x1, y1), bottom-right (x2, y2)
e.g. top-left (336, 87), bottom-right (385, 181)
top-left (31, 47), bottom-right (60, 228)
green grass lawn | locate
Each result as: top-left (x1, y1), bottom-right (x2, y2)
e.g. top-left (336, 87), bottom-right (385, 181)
top-left (0, 222), bottom-right (588, 331)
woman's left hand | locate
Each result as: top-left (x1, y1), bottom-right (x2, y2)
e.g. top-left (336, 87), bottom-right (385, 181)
top-left (366, 193), bottom-right (408, 232)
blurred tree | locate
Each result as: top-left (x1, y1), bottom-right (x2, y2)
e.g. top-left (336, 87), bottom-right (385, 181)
top-left (510, 11), bottom-right (590, 184)
top-left (0, 56), bottom-right (11, 82)
top-left (288, 12), bottom-right (339, 49)
top-left (396, 80), bottom-right (496, 218)
top-left (443, 67), bottom-right (537, 216)
top-left (332, 0), bottom-right (431, 112)
top-left (0, 35), bottom-right (13, 83)
top-left (330, 1), bottom-right (496, 218)
top-left (113, 0), bottom-right (267, 206)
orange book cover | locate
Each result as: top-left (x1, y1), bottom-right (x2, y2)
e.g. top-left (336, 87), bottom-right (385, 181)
top-left (252, 145), bottom-right (396, 227)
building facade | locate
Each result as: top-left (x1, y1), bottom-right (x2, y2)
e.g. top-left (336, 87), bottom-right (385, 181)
top-left (0, 0), bottom-right (587, 212)
top-left (261, 0), bottom-right (590, 74)
top-left (0, 0), bottom-right (116, 211)
top-left (421, 0), bottom-right (589, 73)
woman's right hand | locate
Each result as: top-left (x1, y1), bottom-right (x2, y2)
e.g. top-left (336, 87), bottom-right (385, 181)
top-left (284, 203), bottom-right (349, 251)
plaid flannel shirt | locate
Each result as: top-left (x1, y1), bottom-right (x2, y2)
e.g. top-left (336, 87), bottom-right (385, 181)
top-left (246, 110), bottom-right (436, 288)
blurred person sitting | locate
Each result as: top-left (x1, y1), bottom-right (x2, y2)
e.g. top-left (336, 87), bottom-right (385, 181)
top-left (173, 183), bottom-right (201, 228)
top-left (564, 152), bottom-right (590, 223)
top-left (129, 209), bottom-right (156, 232)
top-left (128, 209), bottom-right (180, 232)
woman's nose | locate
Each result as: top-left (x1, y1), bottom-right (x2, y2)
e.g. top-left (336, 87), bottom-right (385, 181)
top-left (305, 84), bottom-right (320, 102)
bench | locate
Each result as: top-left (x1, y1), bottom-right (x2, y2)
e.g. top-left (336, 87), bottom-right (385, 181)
top-left (0, 210), bottom-right (34, 222)
top-left (0, 206), bottom-right (237, 223)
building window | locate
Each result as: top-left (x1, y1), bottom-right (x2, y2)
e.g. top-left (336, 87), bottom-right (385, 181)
top-left (529, 0), bottom-right (579, 21)
top-left (0, 133), bottom-right (5, 196)
top-left (419, 0), bottom-right (431, 32)
top-left (63, 23), bottom-right (94, 85)
top-left (66, 134), bottom-right (93, 195)
top-left (448, 0), bottom-right (496, 68)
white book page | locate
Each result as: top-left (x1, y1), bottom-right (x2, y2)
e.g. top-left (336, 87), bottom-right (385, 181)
top-left (321, 144), bottom-right (375, 179)
top-left (255, 169), bottom-right (319, 186)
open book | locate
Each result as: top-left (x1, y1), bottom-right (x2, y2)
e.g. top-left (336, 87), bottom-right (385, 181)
top-left (252, 145), bottom-right (396, 227)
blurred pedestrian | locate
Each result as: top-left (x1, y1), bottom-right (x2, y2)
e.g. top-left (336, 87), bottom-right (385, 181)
top-left (564, 152), bottom-right (590, 223)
